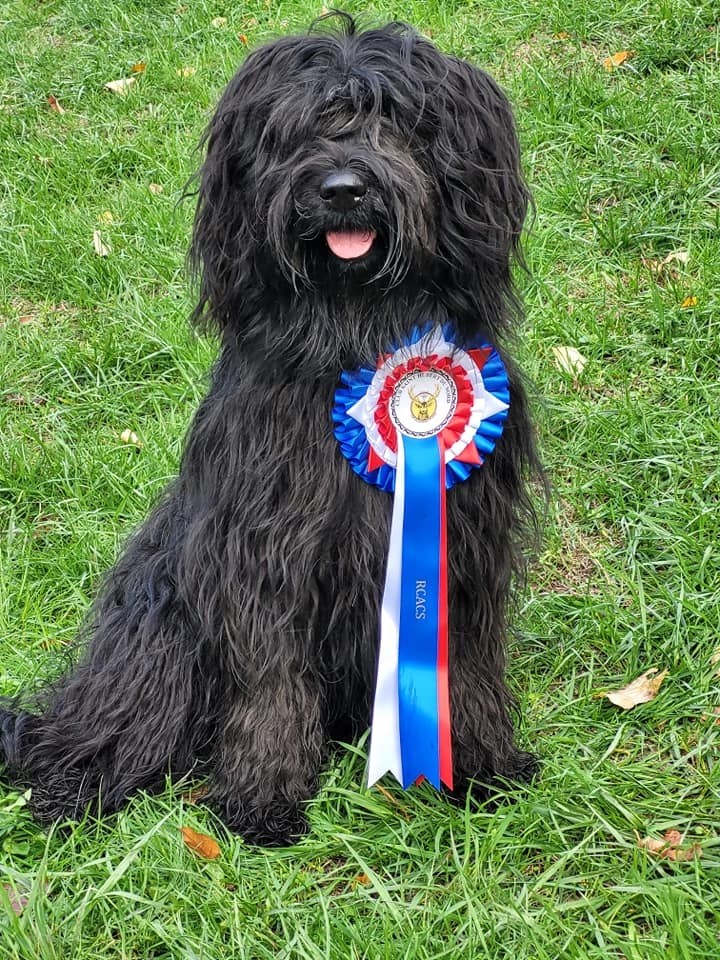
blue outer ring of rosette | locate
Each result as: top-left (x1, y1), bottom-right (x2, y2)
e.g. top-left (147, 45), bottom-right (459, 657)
top-left (332, 324), bottom-right (510, 492)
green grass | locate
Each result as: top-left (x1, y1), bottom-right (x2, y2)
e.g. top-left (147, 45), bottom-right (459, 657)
top-left (1, 0), bottom-right (719, 956)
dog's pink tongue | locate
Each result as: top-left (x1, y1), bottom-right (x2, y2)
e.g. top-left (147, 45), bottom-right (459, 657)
top-left (326, 231), bottom-right (375, 259)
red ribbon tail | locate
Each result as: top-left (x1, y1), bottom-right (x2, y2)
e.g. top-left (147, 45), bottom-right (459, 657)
top-left (437, 438), bottom-right (453, 790)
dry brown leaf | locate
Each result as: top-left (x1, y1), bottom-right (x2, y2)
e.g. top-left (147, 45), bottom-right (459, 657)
top-left (181, 826), bottom-right (221, 859)
top-left (2, 884), bottom-right (28, 916)
top-left (177, 66), bottom-right (197, 78)
top-left (642, 250), bottom-right (689, 284)
top-left (641, 256), bottom-right (666, 276)
top-left (47, 94), bottom-right (65, 114)
top-left (604, 668), bottom-right (668, 710)
top-left (105, 76), bottom-right (136, 95)
top-left (352, 873), bottom-right (370, 887)
top-left (603, 51), bottom-right (634, 71)
top-left (710, 648), bottom-right (720, 681)
top-left (40, 636), bottom-right (71, 650)
top-left (32, 513), bottom-right (58, 539)
top-left (238, 33), bottom-right (249, 45)
top-left (119, 428), bottom-right (143, 448)
top-left (148, 182), bottom-right (164, 195)
top-left (637, 829), bottom-right (701, 862)
top-left (680, 295), bottom-right (698, 308)
top-left (92, 230), bottom-right (111, 257)
top-left (552, 345), bottom-right (587, 378)
top-left (181, 784), bottom-right (209, 804)
top-left (131, 62), bottom-right (146, 74)
top-left (662, 250), bottom-right (689, 266)
top-left (701, 706), bottom-right (720, 725)
top-left (211, 16), bottom-right (228, 27)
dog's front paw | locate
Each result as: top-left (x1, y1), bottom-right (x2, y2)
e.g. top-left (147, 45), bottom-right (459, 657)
top-left (499, 749), bottom-right (540, 785)
top-left (446, 749), bottom-right (540, 804)
top-left (211, 798), bottom-right (309, 847)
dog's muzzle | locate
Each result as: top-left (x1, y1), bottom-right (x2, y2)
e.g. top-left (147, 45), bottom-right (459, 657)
top-left (320, 171), bottom-right (377, 260)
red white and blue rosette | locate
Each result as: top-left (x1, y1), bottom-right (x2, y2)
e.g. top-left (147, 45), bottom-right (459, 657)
top-left (333, 324), bottom-right (510, 790)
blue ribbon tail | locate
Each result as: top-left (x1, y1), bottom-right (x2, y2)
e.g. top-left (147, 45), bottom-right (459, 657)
top-left (397, 434), bottom-right (442, 788)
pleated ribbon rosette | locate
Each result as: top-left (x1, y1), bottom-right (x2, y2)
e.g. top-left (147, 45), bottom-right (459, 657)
top-left (333, 325), bottom-right (510, 789)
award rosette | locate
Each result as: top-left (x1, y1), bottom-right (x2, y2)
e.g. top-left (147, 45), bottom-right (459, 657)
top-left (333, 325), bottom-right (510, 790)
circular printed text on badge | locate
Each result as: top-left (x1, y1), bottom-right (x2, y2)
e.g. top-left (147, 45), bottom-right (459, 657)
top-left (389, 368), bottom-right (457, 438)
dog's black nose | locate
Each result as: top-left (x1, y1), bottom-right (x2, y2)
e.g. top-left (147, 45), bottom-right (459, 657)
top-left (320, 171), bottom-right (367, 211)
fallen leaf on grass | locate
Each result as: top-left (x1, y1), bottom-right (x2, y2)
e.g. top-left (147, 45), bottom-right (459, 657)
top-left (603, 51), bottom-right (634, 71)
top-left (92, 230), bottom-right (111, 257)
top-left (32, 513), bottom-right (59, 539)
top-left (177, 66), bottom-right (197, 78)
top-left (552, 345), bottom-right (587, 378)
top-left (105, 76), bottom-right (136, 95)
top-left (637, 829), bottom-right (701, 862)
top-left (2, 884), bottom-right (29, 916)
top-left (351, 873), bottom-right (370, 888)
top-left (662, 250), bottom-right (689, 266)
top-left (47, 95), bottom-right (65, 114)
top-left (212, 16), bottom-right (228, 28)
top-left (603, 668), bottom-right (668, 710)
top-left (40, 636), bottom-right (70, 650)
top-left (180, 826), bottom-right (221, 859)
top-left (238, 33), bottom-right (249, 45)
top-left (119, 428), bottom-right (143, 448)
top-left (181, 784), bottom-right (209, 804)
top-left (701, 706), bottom-right (720, 725)
top-left (131, 62), bottom-right (146, 74)
top-left (148, 182), bottom-right (164, 195)
top-left (554, 32), bottom-right (571, 40)
top-left (680, 295), bottom-right (698, 308)
top-left (6, 393), bottom-right (46, 405)
top-left (642, 250), bottom-right (689, 282)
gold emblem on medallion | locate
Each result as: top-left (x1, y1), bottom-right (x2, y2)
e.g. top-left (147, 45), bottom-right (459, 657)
top-left (408, 383), bottom-right (441, 422)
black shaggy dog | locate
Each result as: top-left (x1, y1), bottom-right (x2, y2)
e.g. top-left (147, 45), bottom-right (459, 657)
top-left (0, 14), bottom-right (540, 846)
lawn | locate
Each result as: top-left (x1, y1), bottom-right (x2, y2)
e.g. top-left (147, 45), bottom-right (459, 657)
top-left (1, 0), bottom-right (719, 957)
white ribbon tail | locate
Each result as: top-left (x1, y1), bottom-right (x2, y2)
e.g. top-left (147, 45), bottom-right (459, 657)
top-left (367, 436), bottom-right (405, 787)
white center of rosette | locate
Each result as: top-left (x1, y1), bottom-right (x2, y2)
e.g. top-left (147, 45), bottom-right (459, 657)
top-left (389, 368), bottom-right (457, 438)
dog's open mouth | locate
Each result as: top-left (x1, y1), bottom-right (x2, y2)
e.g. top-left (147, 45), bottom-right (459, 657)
top-left (325, 230), bottom-right (376, 260)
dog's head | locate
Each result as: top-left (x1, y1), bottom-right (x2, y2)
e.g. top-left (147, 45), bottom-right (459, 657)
top-left (191, 14), bottom-right (529, 343)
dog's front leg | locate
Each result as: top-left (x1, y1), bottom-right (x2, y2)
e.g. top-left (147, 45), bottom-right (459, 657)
top-left (449, 626), bottom-right (538, 799)
top-left (207, 661), bottom-right (325, 846)
top-left (446, 459), bottom-right (539, 799)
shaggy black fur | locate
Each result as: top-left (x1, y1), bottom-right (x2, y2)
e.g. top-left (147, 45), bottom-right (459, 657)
top-left (0, 14), bottom-right (541, 846)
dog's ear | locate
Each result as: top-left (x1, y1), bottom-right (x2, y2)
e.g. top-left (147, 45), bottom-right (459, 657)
top-left (418, 48), bottom-right (530, 280)
top-left (189, 40), bottom-right (294, 333)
